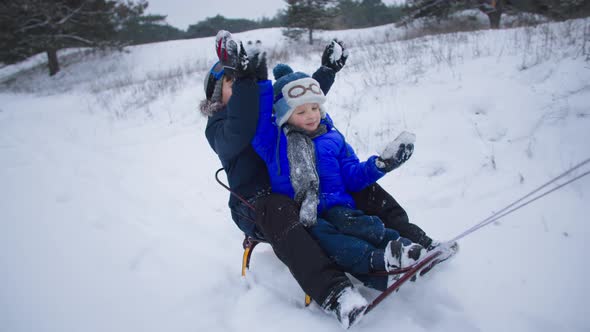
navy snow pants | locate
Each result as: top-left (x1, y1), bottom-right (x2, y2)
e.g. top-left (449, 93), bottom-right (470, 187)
top-left (309, 206), bottom-right (412, 291)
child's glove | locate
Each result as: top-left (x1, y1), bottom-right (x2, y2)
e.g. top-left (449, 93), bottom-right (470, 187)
top-left (321, 39), bottom-right (348, 73)
top-left (215, 30), bottom-right (253, 79)
top-left (376, 131), bottom-right (416, 173)
top-left (243, 39), bottom-right (267, 81)
top-left (249, 51), bottom-right (268, 81)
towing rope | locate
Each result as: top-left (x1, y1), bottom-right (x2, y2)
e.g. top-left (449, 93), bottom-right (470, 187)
top-left (214, 168), bottom-right (257, 211)
top-left (450, 157), bottom-right (590, 242)
top-left (215, 157), bottom-right (590, 243)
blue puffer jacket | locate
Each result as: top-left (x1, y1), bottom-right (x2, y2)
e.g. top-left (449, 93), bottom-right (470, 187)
top-left (252, 84), bottom-right (385, 214)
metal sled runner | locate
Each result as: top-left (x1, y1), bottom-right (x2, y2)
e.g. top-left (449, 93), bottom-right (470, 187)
top-left (241, 234), bottom-right (313, 306)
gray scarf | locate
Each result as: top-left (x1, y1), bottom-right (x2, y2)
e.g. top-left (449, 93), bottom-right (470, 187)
top-left (283, 123), bottom-right (327, 227)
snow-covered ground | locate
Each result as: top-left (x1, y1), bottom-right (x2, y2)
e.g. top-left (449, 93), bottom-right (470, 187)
top-left (1, 19), bottom-right (589, 332)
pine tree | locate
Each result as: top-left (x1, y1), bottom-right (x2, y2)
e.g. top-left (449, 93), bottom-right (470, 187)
top-left (334, 0), bottom-right (403, 29)
top-left (405, 0), bottom-right (589, 29)
top-left (117, 14), bottom-right (185, 45)
top-left (283, 0), bottom-right (336, 44)
top-left (0, 0), bottom-right (147, 76)
top-left (534, 0), bottom-right (590, 20)
top-left (404, 0), bottom-right (509, 29)
top-left (186, 15), bottom-right (261, 38)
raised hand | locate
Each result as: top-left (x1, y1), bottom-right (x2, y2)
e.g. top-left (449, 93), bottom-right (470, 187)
top-left (376, 131), bottom-right (416, 172)
top-left (214, 30), bottom-right (251, 78)
top-left (321, 39), bottom-right (349, 73)
top-left (249, 51), bottom-right (268, 81)
top-left (215, 30), bottom-right (234, 66)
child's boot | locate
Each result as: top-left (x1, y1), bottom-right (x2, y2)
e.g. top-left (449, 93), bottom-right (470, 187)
top-left (384, 239), bottom-right (426, 272)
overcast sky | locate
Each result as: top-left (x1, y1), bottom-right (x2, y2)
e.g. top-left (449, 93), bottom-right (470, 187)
top-left (146, 0), bottom-right (406, 30)
top-left (145, 0), bottom-right (287, 30)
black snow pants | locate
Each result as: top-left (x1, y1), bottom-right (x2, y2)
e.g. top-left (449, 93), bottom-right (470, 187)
top-left (232, 193), bottom-right (351, 307)
top-left (351, 183), bottom-right (433, 249)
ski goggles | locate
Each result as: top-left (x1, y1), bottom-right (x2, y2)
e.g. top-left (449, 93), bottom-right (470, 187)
top-left (205, 62), bottom-right (225, 100)
top-left (209, 61), bottom-right (225, 80)
top-left (287, 83), bottom-right (322, 98)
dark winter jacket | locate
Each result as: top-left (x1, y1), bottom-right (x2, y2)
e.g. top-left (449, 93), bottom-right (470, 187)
top-left (252, 92), bottom-right (385, 215)
top-left (205, 78), bottom-right (273, 208)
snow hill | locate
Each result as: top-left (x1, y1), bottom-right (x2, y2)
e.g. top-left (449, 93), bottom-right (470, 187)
top-left (1, 20), bottom-right (589, 332)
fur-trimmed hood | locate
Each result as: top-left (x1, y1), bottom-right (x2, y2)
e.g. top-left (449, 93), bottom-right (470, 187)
top-left (199, 99), bottom-right (224, 117)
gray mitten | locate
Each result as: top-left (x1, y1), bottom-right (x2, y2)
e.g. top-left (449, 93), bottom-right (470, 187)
top-left (376, 131), bottom-right (416, 172)
top-left (215, 30), bottom-right (252, 79)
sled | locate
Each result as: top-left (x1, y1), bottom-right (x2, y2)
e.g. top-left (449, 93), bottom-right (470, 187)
top-left (218, 168), bottom-right (457, 310)
top-left (241, 234), bottom-right (313, 306)
top-left (241, 234), bottom-right (456, 311)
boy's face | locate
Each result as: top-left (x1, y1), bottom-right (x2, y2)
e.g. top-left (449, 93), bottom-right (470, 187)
top-left (221, 76), bottom-right (234, 105)
top-left (287, 103), bottom-right (321, 133)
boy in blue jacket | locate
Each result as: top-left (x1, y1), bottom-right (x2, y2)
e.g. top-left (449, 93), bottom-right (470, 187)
top-left (252, 63), bottom-right (428, 291)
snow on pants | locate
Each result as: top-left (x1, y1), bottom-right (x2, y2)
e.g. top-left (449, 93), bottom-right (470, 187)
top-left (351, 183), bottom-right (433, 249)
top-left (309, 206), bottom-right (405, 291)
top-left (231, 193), bottom-right (351, 306)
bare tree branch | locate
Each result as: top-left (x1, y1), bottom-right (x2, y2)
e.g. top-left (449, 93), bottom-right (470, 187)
top-left (57, 0), bottom-right (89, 25)
top-left (1, 0), bottom-right (146, 75)
top-left (53, 34), bottom-right (94, 45)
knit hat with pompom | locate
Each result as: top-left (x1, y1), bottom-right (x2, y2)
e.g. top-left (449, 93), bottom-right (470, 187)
top-left (272, 63), bottom-right (326, 127)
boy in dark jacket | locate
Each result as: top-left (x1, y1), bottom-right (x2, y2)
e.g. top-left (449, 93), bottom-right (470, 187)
top-left (202, 31), bottom-right (366, 329)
